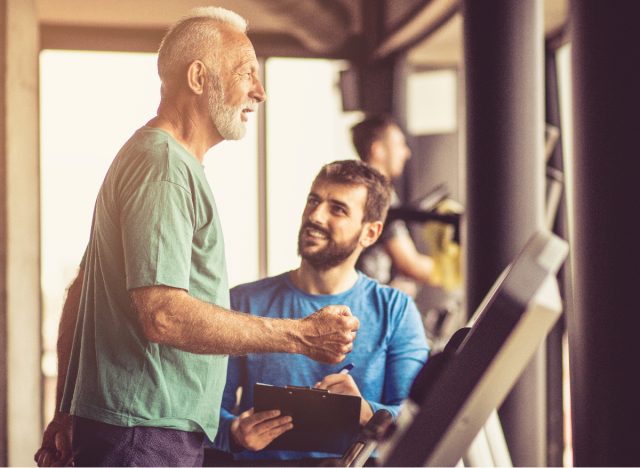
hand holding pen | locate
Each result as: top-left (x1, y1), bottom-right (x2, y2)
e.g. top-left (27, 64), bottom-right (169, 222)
top-left (315, 362), bottom-right (373, 425)
top-left (339, 363), bottom-right (354, 375)
top-left (313, 362), bottom-right (360, 395)
top-left (315, 362), bottom-right (355, 390)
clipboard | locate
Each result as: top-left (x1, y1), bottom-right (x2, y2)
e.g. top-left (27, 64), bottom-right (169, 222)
top-left (253, 382), bottom-right (361, 454)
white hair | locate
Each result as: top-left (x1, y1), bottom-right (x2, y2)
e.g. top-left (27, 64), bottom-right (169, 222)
top-left (183, 6), bottom-right (247, 32)
top-left (157, 6), bottom-right (248, 87)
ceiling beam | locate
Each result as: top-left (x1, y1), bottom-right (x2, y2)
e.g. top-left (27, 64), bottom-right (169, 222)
top-left (39, 23), bottom-right (358, 59)
top-left (373, 0), bottom-right (459, 60)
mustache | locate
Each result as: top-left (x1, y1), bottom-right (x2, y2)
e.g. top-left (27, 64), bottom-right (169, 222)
top-left (300, 221), bottom-right (331, 238)
top-left (242, 101), bottom-right (258, 111)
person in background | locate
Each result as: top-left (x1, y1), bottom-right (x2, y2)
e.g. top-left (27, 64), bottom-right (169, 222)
top-left (211, 160), bottom-right (429, 466)
top-left (34, 7), bottom-right (358, 467)
top-left (351, 115), bottom-right (437, 295)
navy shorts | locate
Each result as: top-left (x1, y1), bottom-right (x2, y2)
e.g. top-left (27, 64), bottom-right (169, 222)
top-left (72, 416), bottom-right (205, 467)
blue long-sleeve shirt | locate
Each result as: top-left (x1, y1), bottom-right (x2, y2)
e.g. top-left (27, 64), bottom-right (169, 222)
top-left (212, 271), bottom-right (429, 461)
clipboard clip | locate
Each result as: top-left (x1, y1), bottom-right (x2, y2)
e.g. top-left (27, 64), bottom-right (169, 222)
top-left (285, 385), bottom-right (329, 393)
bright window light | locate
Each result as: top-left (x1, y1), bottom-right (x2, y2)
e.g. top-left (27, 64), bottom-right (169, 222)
top-left (407, 69), bottom-right (458, 135)
top-left (40, 50), bottom-right (161, 365)
top-left (265, 58), bottom-right (363, 276)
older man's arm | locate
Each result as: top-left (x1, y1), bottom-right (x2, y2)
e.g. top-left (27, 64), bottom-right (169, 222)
top-left (35, 270), bottom-right (84, 467)
top-left (130, 285), bottom-right (359, 364)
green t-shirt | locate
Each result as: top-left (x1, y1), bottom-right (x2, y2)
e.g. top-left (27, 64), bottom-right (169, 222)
top-left (61, 126), bottom-right (229, 440)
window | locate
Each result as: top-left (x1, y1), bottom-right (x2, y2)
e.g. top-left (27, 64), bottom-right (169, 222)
top-left (407, 69), bottom-right (458, 135)
top-left (265, 58), bottom-right (363, 275)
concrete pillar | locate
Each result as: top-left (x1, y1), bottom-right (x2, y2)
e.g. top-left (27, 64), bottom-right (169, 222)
top-left (462, 0), bottom-right (545, 465)
top-left (569, 1), bottom-right (640, 465)
top-left (0, 0), bottom-right (42, 465)
top-left (356, 0), bottom-right (395, 115)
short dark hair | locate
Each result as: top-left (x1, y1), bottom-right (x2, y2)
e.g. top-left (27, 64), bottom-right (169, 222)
top-left (350, 115), bottom-right (398, 162)
top-left (313, 159), bottom-right (392, 223)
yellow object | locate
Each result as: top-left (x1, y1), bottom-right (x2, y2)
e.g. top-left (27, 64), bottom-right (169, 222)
top-left (422, 199), bottom-right (464, 292)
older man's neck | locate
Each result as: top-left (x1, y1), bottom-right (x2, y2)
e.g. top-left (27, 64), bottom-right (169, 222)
top-left (148, 104), bottom-right (224, 162)
top-left (291, 262), bottom-right (359, 296)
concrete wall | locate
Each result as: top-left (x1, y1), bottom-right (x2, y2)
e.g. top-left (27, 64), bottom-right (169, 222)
top-left (1, 0), bottom-right (43, 464)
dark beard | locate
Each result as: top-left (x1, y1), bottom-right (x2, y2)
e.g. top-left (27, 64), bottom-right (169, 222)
top-left (297, 223), bottom-right (361, 270)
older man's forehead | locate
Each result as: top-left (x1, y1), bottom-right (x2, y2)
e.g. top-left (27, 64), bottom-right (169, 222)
top-left (218, 32), bottom-right (259, 68)
top-left (236, 46), bottom-right (260, 68)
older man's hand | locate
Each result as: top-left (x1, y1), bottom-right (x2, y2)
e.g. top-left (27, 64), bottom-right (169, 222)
top-left (298, 305), bottom-right (359, 363)
top-left (34, 413), bottom-right (73, 467)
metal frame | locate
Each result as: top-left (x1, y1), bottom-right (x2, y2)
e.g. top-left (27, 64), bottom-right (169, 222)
top-left (379, 231), bottom-right (568, 467)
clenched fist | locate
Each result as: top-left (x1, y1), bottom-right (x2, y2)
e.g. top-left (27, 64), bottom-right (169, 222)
top-left (297, 305), bottom-right (359, 364)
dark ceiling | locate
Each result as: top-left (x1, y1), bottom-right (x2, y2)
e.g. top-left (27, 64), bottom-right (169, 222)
top-left (37, 0), bottom-right (568, 67)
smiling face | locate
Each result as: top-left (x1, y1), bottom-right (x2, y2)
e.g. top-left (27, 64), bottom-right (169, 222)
top-left (206, 28), bottom-right (266, 140)
top-left (297, 180), bottom-right (373, 270)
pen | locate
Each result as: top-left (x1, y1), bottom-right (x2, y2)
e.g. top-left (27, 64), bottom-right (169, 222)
top-left (339, 363), bottom-right (354, 375)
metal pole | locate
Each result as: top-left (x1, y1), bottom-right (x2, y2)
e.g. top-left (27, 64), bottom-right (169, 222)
top-left (569, 1), bottom-right (640, 465)
top-left (463, 0), bottom-right (546, 465)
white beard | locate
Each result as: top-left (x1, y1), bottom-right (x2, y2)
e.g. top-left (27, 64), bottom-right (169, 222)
top-left (208, 77), bottom-right (247, 141)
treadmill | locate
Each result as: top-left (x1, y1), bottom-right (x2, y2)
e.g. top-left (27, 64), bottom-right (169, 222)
top-left (340, 229), bottom-right (568, 467)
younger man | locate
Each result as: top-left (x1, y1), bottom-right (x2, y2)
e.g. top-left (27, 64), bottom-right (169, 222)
top-left (212, 160), bottom-right (429, 464)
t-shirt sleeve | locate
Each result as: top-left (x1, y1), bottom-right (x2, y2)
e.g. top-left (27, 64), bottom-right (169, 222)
top-left (368, 296), bottom-right (429, 418)
top-left (121, 180), bottom-right (194, 291)
top-left (380, 191), bottom-right (412, 243)
top-left (79, 244), bottom-right (88, 270)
